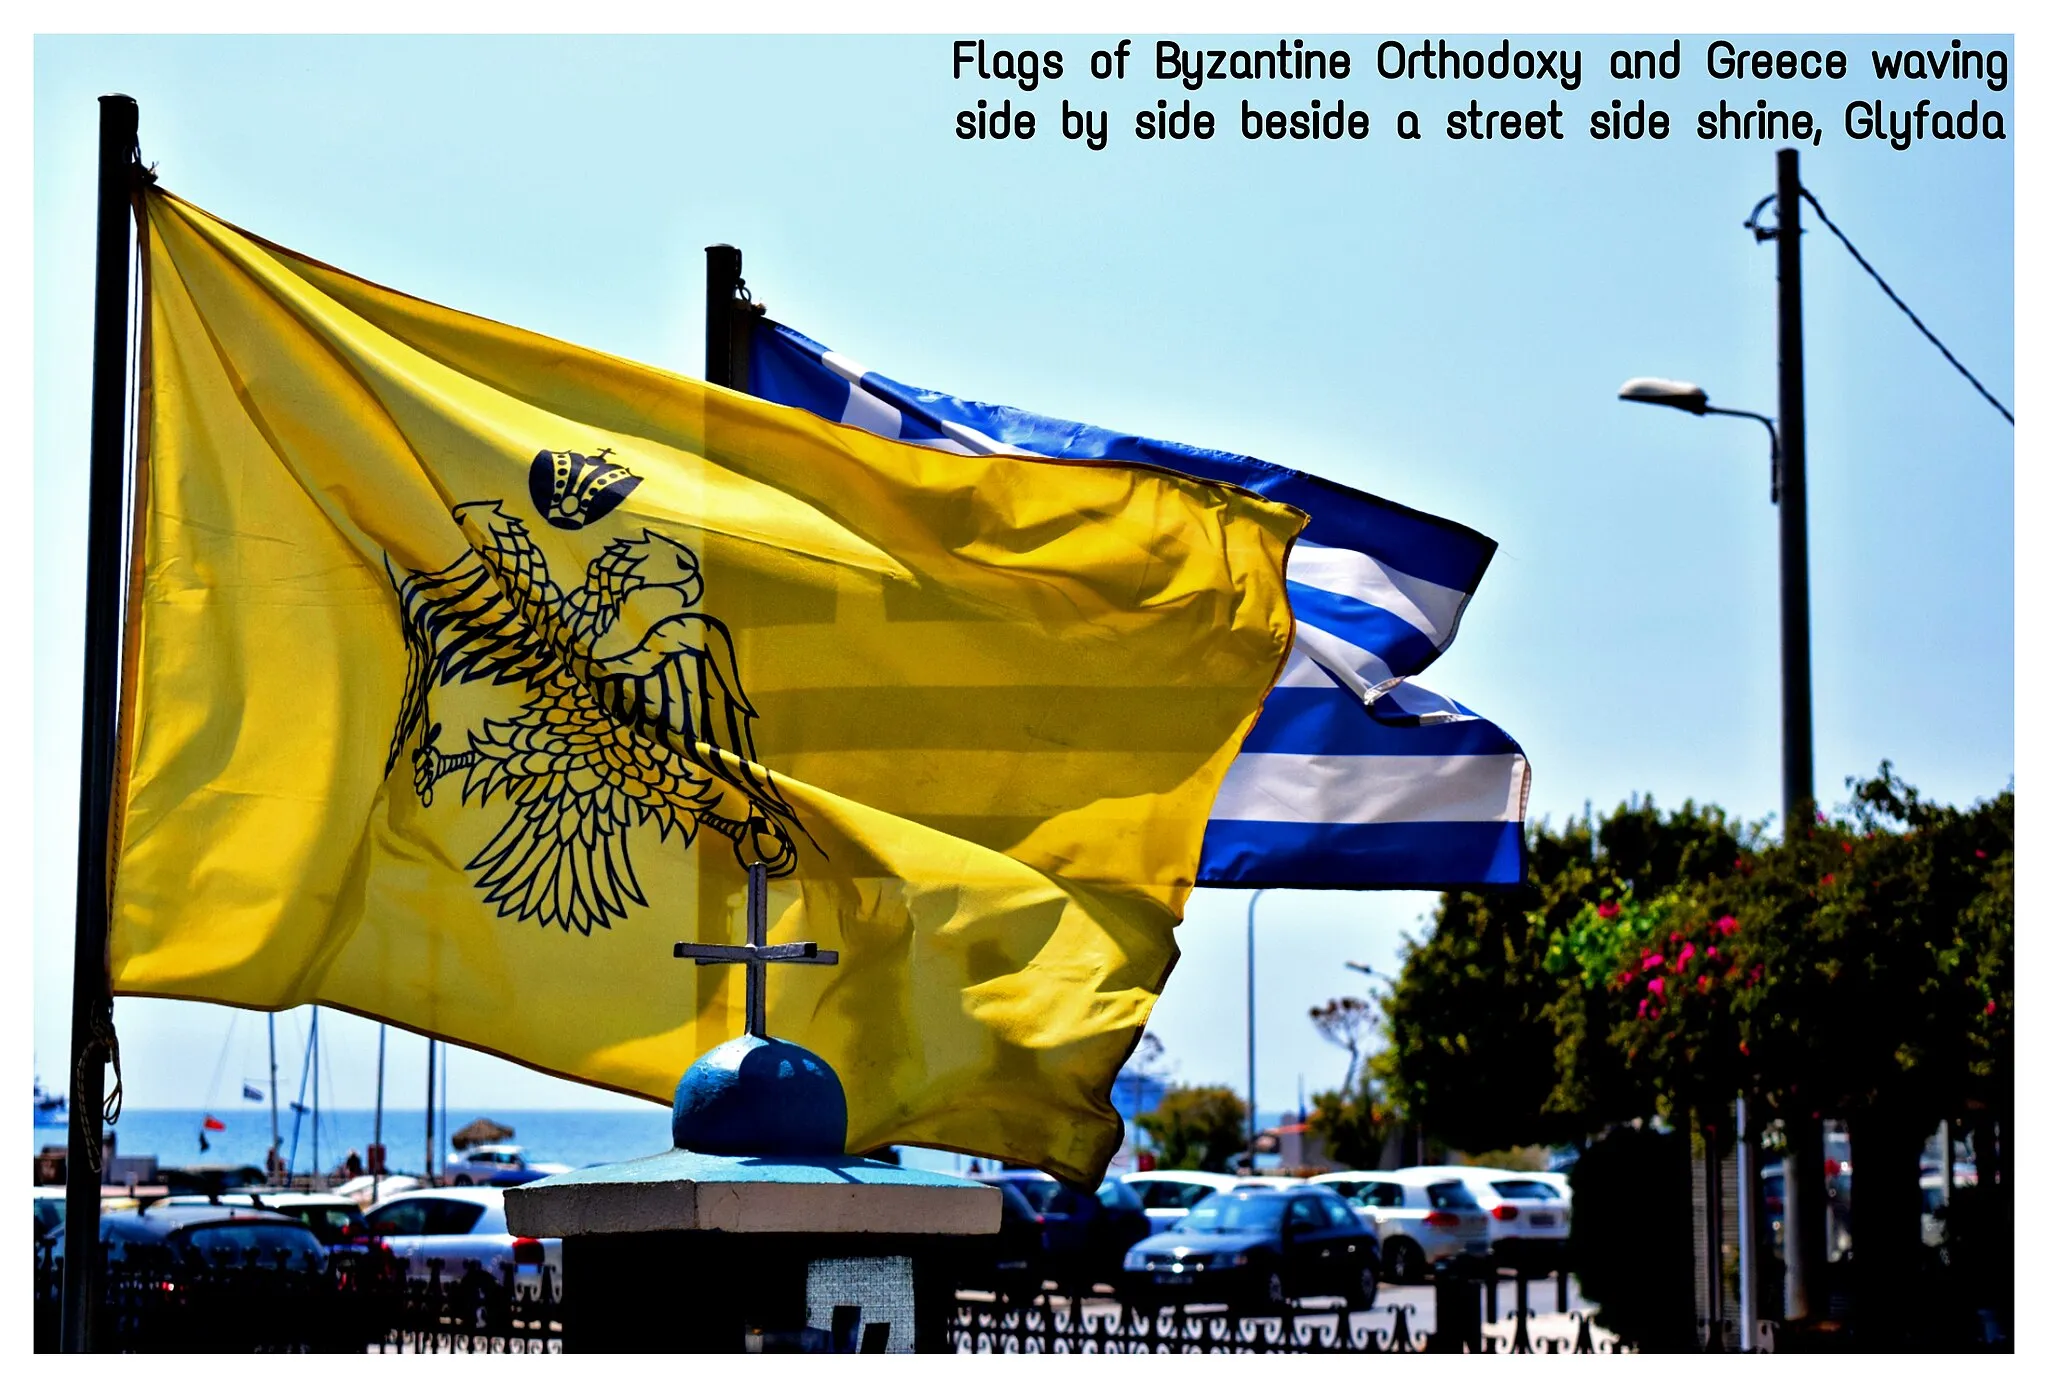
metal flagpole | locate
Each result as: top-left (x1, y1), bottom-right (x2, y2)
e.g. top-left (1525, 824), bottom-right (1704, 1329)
top-left (704, 244), bottom-right (743, 389)
top-left (62, 92), bottom-right (142, 1355)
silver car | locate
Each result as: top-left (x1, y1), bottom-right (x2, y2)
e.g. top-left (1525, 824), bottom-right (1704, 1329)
top-left (1308, 1170), bottom-right (1490, 1282)
top-left (1404, 1166), bottom-right (1570, 1269)
top-left (366, 1186), bottom-right (562, 1293)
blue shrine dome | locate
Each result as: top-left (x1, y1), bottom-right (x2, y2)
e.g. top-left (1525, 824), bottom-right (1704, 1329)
top-left (671, 1034), bottom-right (848, 1156)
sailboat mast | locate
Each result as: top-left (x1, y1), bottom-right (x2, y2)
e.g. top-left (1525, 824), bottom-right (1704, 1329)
top-left (372, 1024), bottom-right (386, 1203)
top-left (267, 1014), bottom-right (280, 1171)
top-left (310, 1006), bottom-right (321, 1181)
top-left (424, 1038), bottom-right (436, 1185)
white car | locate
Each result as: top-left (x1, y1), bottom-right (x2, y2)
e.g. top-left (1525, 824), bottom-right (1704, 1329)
top-left (1309, 1170), bottom-right (1491, 1282)
top-left (442, 1144), bottom-right (571, 1187)
top-left (1120, 1171), bottom-right (1298, 1236)
top-left (366, 1186), bottom-right (562, 1293)
top-left (1402, 1166), bottom-right (1570, 1267)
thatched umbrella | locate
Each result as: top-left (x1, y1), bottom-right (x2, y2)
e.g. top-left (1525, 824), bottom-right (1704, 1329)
top-left (450, 1117), bottom-right (515, 1150)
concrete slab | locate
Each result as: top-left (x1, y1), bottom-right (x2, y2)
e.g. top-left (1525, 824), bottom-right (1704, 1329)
top-left (505, 1147), bottom-right (1002, 1238)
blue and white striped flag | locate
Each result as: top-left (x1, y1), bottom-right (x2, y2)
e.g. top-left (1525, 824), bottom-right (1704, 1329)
top-left (745, 320), bottom-right (1530, 888)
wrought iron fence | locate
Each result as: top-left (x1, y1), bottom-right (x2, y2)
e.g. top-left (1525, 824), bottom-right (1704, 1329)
top-left (947, 1297), bottom-right (1625, 1354)
top-left (33, 1245), bottom-right (564, 1353)
top-left (39, 1240), bottom-right (1622, 1353)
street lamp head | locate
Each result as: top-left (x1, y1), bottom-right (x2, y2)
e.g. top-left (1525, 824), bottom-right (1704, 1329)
top-left (1618, 377), bottom-right (1711, 415)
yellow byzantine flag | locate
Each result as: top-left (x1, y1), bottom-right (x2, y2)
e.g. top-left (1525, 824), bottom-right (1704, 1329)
top-left (113, 188), bottom-right (1301, 1183)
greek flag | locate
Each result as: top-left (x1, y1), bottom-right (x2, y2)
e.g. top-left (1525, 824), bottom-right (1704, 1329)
top-left (746, 321), bottom-right (1530, 887)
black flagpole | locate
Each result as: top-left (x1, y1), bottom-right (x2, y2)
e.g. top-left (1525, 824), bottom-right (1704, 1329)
top-left (63, 92), bottom-right (142, 1354)
top-left (703, 243), bottom-right (750, 390)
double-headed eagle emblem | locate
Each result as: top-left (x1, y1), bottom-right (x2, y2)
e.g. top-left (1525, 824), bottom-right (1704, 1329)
top-left (384, 448), bottom-right (807, 937)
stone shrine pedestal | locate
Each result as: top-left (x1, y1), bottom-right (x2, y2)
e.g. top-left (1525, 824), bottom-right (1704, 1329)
top-left (506, 1147), bottom-right (999, 1352)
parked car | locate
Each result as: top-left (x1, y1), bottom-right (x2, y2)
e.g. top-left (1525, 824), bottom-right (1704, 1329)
top-left (442, 1144), bottom-right (571, 1187)
top-left (1121, 1186), bottom-right (1379, 1314)
top-left (961, 1171), bottom-right (1152, 1301)
top-left (365, 1186), bottom-right (561, 1291)
top-left (1308, 1170), bottom-right (1491, 1282)
top-left (150, 1192), bottom-right (390, 1276)
top-left (34, 1186), bottom-right (67, 1242)
top-left (50, 1205), bottom-right (328, 1274)
top-left (1402, 1166), bottom-right (1570, 1270)
top-left (1120, 1171), bottom-right (1297, 1236)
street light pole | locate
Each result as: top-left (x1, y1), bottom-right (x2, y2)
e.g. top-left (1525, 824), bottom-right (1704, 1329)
top-left (1246, 888), bottom-right (1267, 1173)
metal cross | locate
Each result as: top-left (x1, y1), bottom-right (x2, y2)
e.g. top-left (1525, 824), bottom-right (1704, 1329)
top-left (674, 860), bottom-right (837, 1038)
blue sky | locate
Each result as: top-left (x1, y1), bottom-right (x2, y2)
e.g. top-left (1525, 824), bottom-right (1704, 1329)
top-left (32, 33), bottom-right (2013, 1133)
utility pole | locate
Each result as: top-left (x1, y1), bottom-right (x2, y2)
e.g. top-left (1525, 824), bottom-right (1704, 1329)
top-left (1771, 146), bottom-right (1827, 1329)
top-left (63, 92), bottom-right (141, 1354)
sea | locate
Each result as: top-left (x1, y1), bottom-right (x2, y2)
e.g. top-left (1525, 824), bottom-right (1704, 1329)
top-left (32, 1109), bottom-right (981, 1179)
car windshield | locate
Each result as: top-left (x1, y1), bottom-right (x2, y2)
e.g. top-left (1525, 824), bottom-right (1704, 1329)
top-left (181, 1223), bottom-right (320, 1264)
top-left (1175, 1196), bottom-right (1283, 1233)
top-left (1009, 1181), bottom-right (1063, 1214)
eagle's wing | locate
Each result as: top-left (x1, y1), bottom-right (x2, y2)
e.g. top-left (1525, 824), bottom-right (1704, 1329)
top-left (458, 673), bottom-right (724, 934)
top-left (384, 504), bottom-right (558, 775)
top-left (592, 610), bottom-right (805, 836)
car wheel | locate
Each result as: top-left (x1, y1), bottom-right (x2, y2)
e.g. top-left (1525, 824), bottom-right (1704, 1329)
top-left (453, 1175), bottom-right (472, 1187)
top-left (1384, 1238), bottom-right (1424, 1284)
top-left (1237, 1269), bottom-right (1287, 1316)
top-left (1345, 1260), bottom-right (1380, 1311)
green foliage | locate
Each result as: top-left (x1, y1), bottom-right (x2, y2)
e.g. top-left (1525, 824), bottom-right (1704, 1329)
top-left (1134, 1084), bottom-right (1247, 1173)
top-left (1377, 796), bottom-right (1748, 1149)
top-left (1304, 1085), bottom-right (1391, 1170)
top-left (1381, 772), bottom-right (2012, 1145)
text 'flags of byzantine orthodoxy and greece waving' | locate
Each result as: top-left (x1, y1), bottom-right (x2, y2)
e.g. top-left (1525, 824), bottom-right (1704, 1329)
top-left (114, 188), bottom-right (1302, 1184)
top-left (748, 321), bottom-right (1531, 888)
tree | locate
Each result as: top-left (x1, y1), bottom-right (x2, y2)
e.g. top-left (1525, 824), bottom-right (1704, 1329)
top-left (1305, 1085), bottom-right (1391, 1170)
top-left (1134, 1085), bottom-right (1247, 1173)
top-left (1377, 796), bottom-right (1749, 1152)
top-left (1308, 996), bottom-right (1376, 1095)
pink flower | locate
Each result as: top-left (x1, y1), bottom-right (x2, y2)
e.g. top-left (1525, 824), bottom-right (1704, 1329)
top-left (1706, 946), bottom-right (1719, 960)
top-left (1739, 1041), bottom-right (1750, 1056)
top-left (1647, 977), bottom-right (1665, 996)
top-left (1697, 975), bottom-right (1712, 994)
top-left (1842, 841), bottom-right (1855, 855)
top-left (1716, 916), bottom-right (1739, 936)
top-left (1975, 849), bottom-right (1988, 860)
top-left (1985, 999), bottom-right (1998, 1015)
top-left (1821, 873), bottom-right (1835, 886)
top-left (1815, 809), bottom-right (1828, 823)
top-left (1642, 952), bottom-right (1665, 970)
top-left (1596, 901), bottom-right (1619, 919)
top-left (1676, 943), bottom-right (1697, 968)
top-left (1637, 998), bottom-right (1650, 1018)
top-left (1616, 969), bottom-right (1635, 986)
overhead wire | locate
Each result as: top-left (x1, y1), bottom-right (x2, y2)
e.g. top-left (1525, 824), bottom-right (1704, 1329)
top-left (1798, 186), bottom-right (2014, 425)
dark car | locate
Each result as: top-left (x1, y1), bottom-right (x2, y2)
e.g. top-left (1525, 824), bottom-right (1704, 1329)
top-left (1120, 1186), bottom-right (1379, 1314)
top-left (49, 1205), bottom-right (328, 1275)
top-left (963, 1171), bottom-right (1153, 1301)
